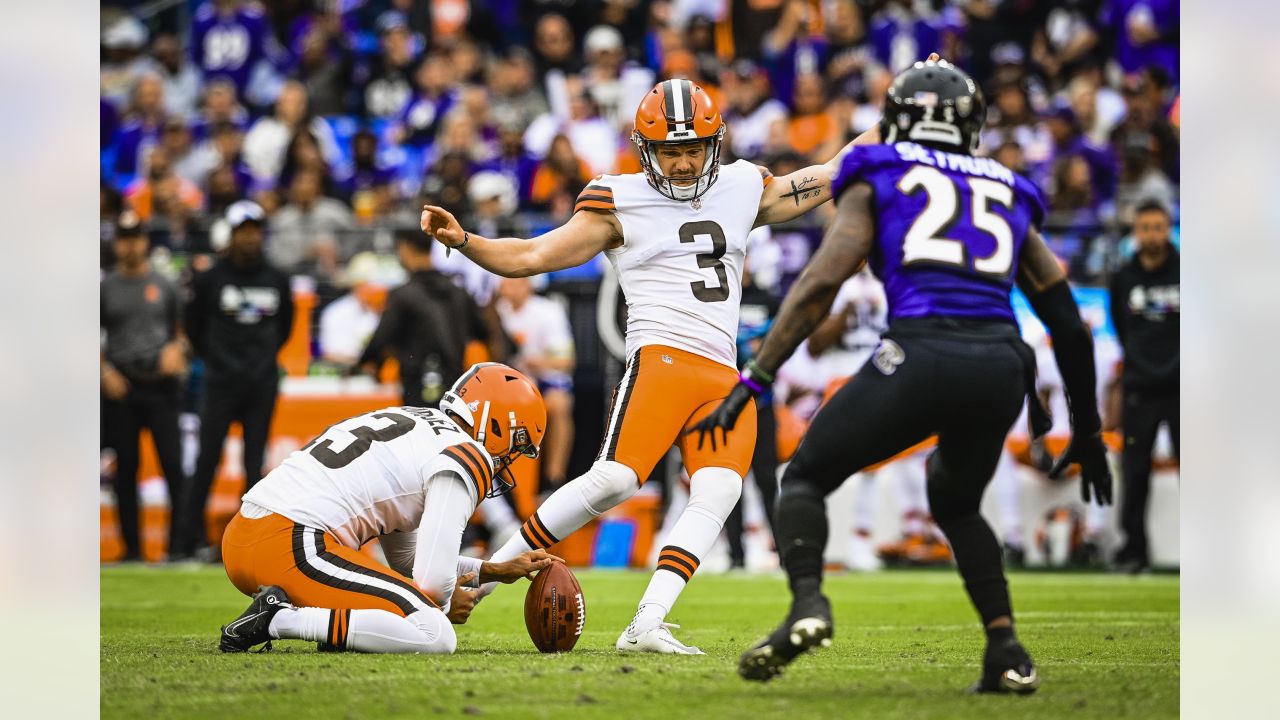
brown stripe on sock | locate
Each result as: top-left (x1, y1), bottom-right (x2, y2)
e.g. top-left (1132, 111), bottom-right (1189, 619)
top-left (530, 512), bottom-right (559, 545)
top-left (656, 560), bottom-right (693, 582)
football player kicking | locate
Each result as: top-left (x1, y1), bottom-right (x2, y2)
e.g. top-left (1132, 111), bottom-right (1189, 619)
top-left (216, 363), bottom-right (560, 654)
top-left (420, 58), bottom-right (936, 653)
top-left (692, 60), bottom-right (1113, 691)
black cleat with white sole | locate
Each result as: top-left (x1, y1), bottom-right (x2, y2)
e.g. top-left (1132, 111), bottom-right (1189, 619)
top-left (968, 636), bottom-right (1040, 695)
top-left (219, 585), bottom-right (292, 653)
top-left (738, 593), bottom-right (833, 682)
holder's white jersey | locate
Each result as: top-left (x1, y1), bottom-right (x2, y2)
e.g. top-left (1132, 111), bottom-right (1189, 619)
top-left (582, 159), bottom-right (771, 368)
top-left (242, 406), bottom-right (494, 549)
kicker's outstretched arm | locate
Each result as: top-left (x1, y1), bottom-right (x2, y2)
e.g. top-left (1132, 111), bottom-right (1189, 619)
top-left (421, 204), bottom-right (620, 278)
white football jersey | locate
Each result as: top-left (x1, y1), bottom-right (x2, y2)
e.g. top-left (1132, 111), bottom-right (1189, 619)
top-left (587, 159), bottom-right (770, 368)
top-left (242, 406), bottom-right (493, 549)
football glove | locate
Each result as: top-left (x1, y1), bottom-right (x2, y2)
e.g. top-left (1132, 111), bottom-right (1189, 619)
top-left (688, 381), bottom-right (757, 452)
top-left (1049, 431), bottom-right (1113, 505)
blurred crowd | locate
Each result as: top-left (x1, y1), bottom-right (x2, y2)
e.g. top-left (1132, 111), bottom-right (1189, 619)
top-left (102, 0), bottom-right (1180, 284)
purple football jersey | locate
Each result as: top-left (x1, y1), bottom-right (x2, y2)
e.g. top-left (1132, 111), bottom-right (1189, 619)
top-left (832, 142), bottom-right (1045, 323)
top-left (191, 3), bottom-right (286, 98)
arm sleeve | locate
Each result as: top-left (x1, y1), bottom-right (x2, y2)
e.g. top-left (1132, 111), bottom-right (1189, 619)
top-left (1026, 280), bottom-right (1102, 436)
top-left (456, 557), bottom-right (483, 588)
top-left (412, 468), bottom-right (481, 610)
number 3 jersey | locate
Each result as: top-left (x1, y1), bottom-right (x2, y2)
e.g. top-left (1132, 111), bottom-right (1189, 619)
top-left (831, 142), bottom-right (1046, 324)
top-left (241, 407), bottom-right (495, 549)
top-left (580, 159), bottom-right (770, 368)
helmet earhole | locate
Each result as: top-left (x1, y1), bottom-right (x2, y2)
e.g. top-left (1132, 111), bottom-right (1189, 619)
top-left (490, 418), bottom-right (502, 437)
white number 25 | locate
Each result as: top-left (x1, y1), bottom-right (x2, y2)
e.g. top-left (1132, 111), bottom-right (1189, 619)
top-left (896, 165), bottom-right (1014, 277)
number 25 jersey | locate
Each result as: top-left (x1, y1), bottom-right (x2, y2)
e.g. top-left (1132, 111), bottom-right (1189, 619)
top-left (831, 142), bottom-right (1046, 324)
top-left (241, 407), bottom-right (494, 549)
top-left (580, 159), bottom-right (770, 368)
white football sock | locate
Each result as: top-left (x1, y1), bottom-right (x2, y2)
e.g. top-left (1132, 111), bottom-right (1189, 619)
top-left (269, 605), bottom-right (456, 654)
top-left (482, 461), bottom-right (640, 596)
top-left (634, 467), bottom-right (741, 629)
top-left (268, 606), bottom-right (330, 641)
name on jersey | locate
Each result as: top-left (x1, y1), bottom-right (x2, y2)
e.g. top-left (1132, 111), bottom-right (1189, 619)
top-left (895, 143), bottom-right (1015, 186)
top-left (398, 406), bottom-right (464, 436)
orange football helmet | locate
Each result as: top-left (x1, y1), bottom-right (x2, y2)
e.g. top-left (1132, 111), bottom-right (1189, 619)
top-left (632, 78), bottom-right (727, 201)
top-left (439, 363), bottom-right (546, 497)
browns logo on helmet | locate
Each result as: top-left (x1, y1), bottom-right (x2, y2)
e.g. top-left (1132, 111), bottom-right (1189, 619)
top-left (439, 363), bottom-right (546, 497)
top-left (632, 79), bottom-right (726, 202)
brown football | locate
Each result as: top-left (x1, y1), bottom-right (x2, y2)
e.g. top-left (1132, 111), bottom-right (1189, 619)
top-left (524, 561), bottom-right (585, 653)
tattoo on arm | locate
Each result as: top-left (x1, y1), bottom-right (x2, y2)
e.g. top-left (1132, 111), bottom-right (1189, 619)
top-left (781, 176), bottom-right (824, 206)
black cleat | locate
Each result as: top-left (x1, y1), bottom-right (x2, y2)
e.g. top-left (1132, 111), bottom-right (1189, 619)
top-left (968, 636), bottom-right (1040, 694)
top-left (219, 585), bottom-right (292, 653)
top-left (738, 593), bottom-right (833, 682)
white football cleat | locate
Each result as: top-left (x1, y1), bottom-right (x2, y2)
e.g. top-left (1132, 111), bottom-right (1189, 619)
top-left (616, 619), bottom-right (705, 655)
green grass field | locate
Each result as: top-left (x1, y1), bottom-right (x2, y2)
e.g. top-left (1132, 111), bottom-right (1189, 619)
top-left (102, 566), bottom-right (1178, 719)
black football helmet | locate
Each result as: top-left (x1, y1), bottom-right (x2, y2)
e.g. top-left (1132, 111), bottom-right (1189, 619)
top-left (879, 59), bottom-right (985, 154)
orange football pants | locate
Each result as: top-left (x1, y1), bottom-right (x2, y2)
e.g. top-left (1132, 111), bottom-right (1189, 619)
top-left (596, 344), bottom-right (757, 481)
top-left (222, 511), bottom-right (438, 617)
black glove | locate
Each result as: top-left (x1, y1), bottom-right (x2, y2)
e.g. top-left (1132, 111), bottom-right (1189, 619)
top-left (1049, 431), bottom-right (1112, 505)
top-left (687, 382), bottom-right (757, 452)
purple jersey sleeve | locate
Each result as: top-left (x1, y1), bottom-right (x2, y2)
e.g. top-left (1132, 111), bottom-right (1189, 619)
top-left (1013, 173), bottom-right (1047, 229)
top-left (831, 144), bottom-right (902, 202)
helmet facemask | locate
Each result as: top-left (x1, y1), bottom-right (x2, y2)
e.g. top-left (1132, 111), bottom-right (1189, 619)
top-left (439, 392), bottom-right (542, 499)
top-left (633, 126), bottom-right (726, 202)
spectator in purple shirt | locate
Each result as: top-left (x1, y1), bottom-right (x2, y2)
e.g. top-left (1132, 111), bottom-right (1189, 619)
top-left (869, 0), bottom-right (941, 74)
top-left (476, 113), bottom-right (540, 210)
top-left (111, 73), bottom-right (168, 187)
top-left (1105, 0), bottom-right (1179, 85)
top-left (396, 52), bottom-right (458, 148)
top-left (1042, 104), bottom-right (1117, 204)
top-left (762, 0), bottom-right (830, 113)
top-left (191, 80), bottom-right (251, 142)
top-left (190, 0), bottom-right (288, 101)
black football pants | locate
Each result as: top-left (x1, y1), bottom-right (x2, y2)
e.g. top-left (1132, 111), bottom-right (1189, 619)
top-left (1118, 388), bottom-right (1180, 565)
top-left (173, 375), bottom-right (279, 555)
top-left (777, 322), bottom-right (1029, 625)
top-left (102, 378), bottom-right (185, 560)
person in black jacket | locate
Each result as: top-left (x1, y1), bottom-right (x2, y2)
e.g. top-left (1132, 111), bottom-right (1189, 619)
top-left (356, 230), bottom-right (502, 407)
top-left (1109, 200), bottom-right (1179, 573)
top-left (173, 201), bottom-right (295, 560)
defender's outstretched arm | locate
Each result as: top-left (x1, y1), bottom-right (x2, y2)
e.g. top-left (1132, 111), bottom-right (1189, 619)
top-left (421, 205), bottom-right (621, 278)
top-left (1017, 228), bottom-right (1112, 504)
